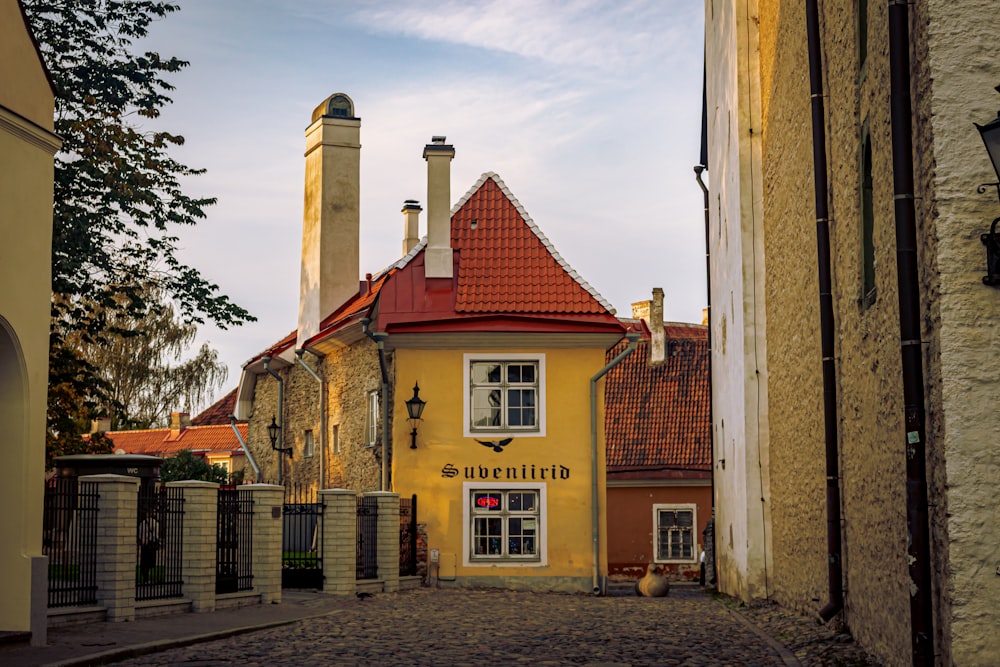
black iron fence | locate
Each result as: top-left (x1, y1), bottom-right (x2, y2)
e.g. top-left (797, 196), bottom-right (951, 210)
top-left (399, 494), bottom-right (418, 576)
top-left (216, 487), bottom-right (253, 594)
top-left (136, 484), bottom-right (184, 601)
top-left (43, 477), bottom-right (100, 608)
top-left (282, 484), bottom-right (323, 589)
top-left (356, 496), bottom-right (378, 580)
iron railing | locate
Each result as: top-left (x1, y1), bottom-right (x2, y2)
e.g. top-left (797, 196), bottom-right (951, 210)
top-left (399, 494), bottom-right (418, 576)
top-left (136, 485), bottom-right (184, 601)
top-left (43, 477), bottom-right (100, 608)
top-left (216, 487), bottom-right (253, 594)
top-left (282, 484), bottom-right (323, 589)
top-left (356, 496), bottom-right (378, 580)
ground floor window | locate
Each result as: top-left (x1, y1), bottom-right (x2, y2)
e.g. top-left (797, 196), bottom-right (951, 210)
top-left (464, 482), bottom-right (546, 565)
top-left (654, 504), bottom-right (696, 563)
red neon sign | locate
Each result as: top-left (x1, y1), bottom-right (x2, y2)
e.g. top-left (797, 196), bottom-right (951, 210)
top-left (476, 496), bottom-right (500, 508)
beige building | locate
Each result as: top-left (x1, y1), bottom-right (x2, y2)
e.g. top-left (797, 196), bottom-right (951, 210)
top-left (705, 0), bottom-right (1000, 664)
top-left (0, 0), bottom-right (61, 645)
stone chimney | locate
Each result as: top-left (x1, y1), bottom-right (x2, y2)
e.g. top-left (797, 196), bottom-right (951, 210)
top-left (649, 287), bottom-right (665, 366)
top-left (170, 411), bottom-right (191, 430)
top-left (298, 93), bottom-right (361, 346)
top-left (90, 417), bottom-right (111, 434)
top-left (423, 136), bottom-right (455, 279)
top-left (402, 199), bottom-right (422, 256)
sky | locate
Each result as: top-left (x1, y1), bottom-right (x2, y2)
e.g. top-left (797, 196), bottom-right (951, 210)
top-left (141, 0), bottom-right (707, 411)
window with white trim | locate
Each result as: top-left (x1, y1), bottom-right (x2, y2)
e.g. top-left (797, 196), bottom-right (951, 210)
top-left (365, 390), bottom-right (379, 447)
top-left (470, 488), bottom-right (540, 561)
top-left (464, 354), bottom-right (545, 437)
top-left (654, 504), bottom-right (696, 563)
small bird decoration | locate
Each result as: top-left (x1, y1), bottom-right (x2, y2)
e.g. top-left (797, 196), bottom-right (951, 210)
top-left (635, 563), bottom-right (670, 597)
top-left (476, 438), bottom-right (513, 452)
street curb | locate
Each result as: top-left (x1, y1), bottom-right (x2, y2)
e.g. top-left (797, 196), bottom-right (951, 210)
top-left (726, 607), bottom-right (803, 667)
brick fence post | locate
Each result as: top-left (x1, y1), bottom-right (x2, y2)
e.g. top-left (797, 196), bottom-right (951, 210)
top-left (367, 491), bottom-right (400, 593)
top-left (242, 484), bottom-right (284, 604)
top-left (80, 474), bottom-right (139, 622)
top-left (166, 481), bottom-right (219, 612)
top-left (320, 489), bottom-right (357, 596)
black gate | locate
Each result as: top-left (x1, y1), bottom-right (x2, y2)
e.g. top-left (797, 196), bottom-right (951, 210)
top-left (356, 496), bottom-right (378, 580)
top-left (43, 477), bottom-right (99, 608)
top-left (282, 484), bottom-right (323, 589)
top-left (216, 487), bottom-right (253, 594)
top-left (399, 494), bottom-right (418, 576)
top-left (136, 484), bottom-right (184, 601)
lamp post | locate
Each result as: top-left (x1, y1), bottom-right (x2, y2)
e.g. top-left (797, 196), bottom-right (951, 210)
top-left (267, 416), bottom-right (293, 458)
top-left (404, 383), bottom-right (426, 449)
top-left (975, 85), bottom-right (1000, 286)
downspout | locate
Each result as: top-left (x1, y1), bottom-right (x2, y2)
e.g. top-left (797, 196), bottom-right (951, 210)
top-left (887, 1), bottom-right (935, 662)
top-left (804, 0), bottom-right (844, 622)
top-left (590, 333), bottom-right (640, 595)
top-left (229, 415), bottom-right (261, 479)
top-left (361, 318), bottom-right (390, 492)
top-left (263, 357), bottom-right (285, 485)
top-left (295, 348), bottom-right (325, 490)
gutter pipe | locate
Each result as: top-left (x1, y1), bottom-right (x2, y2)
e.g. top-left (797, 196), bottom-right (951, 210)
top-left (887, 1), bottom-right (935, 662)
top-left (804, 0), bottom-right (845, 622)
top-left (361, 318), bottom-right (390, 492)
top-left (295, 348), bottom-right (325, 490)
top-left (590, 332), bottom-right (640, 595)
top-left (263, 357), bottom-right (285, 485)
top-left (229, 415), bottom-right (261, 479)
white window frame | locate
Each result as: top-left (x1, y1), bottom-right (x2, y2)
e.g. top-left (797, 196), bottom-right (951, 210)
top-left (463, 353), bottom-right (546, 438)
top-left (462, 482), bottom-right (547, 567)
top-left (653, 503), bottom-right (697, 564)
top-left (365, 390), bottom-right (379, 447)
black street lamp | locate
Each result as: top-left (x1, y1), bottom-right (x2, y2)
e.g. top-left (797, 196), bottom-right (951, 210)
top-left (267, 416), bottom-right (293, 458)
top-left (404, 383), bottom-right (426, 449)
top-left (974, 85), bottom-right (1000, 286)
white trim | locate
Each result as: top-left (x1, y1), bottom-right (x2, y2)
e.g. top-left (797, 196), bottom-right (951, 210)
top-left (463, 353), bottom-right (546, 439)
top-left (652, 503), bottom-right (698, 564)
top-left (462, 482), bottom-right (547, 567)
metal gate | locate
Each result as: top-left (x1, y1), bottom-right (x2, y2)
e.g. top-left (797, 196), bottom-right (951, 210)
top-left (282, 484), bottom-right (323, 589)
top-left (356, 496), bottom-right (378, 579)
top-left (43, 477), bottom-right (99, 608)
top-left (399, 494), bottom-right (418, 576)
top-left (136, 484), bottom-right (184, 601)
top-left (216, 487), bottom-right (253, 594)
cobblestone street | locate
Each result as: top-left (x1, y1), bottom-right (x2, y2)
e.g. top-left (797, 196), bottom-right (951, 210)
top-left (114, 586), bottom-right (878, 667)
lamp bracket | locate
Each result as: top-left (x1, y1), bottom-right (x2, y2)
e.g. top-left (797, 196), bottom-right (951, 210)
top-left (981, 217), bottom-right (1000, 287)
top-left (977, 182), bottom-right (1000, 200)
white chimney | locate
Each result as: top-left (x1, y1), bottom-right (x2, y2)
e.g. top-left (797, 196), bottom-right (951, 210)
top-left (298, 93), bottom-right (361, 346)
top-left (402, 199), bottom-right (422, 256)
top-left (169, 411), bottom-right (191, 430)
top-left (650, 287), bottom-right (665, 366)
top-left (423, 136), bottom-right (455, 279)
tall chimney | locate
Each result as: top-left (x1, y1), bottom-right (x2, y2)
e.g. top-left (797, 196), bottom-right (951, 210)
top-left (298, 93), bottom-right (361, 345)
top-left (423, 136), bottom-right (455, 279)
top-left (170, 411), bottom-right (191, 430)
top-left (402, 199), bottom-right (422, 256)
top-left (650, 287), bottom-right (665, 366)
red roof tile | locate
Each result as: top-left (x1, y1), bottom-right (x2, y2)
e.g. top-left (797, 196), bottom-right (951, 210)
top-left (192, 388), bottom-right (239, 426)
top-left (604, 324), bottom-right (711, 472)
top-left (105, 423), bottom-right (247, 457)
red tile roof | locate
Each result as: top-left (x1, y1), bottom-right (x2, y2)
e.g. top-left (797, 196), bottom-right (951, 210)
top-left (104, 423), bottom-right (247, 457)
top-left (192, 388), bottom-right (239, 426)
top-left (605, 323), bottom-right (711, 473)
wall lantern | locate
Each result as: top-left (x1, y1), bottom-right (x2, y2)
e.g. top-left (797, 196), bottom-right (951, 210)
top-left (267, 415), bottom-right (293, 458)
top-left (404, 383), bottom-right (426, 449)
top-left (974, 84), bottom-right (1000, 286)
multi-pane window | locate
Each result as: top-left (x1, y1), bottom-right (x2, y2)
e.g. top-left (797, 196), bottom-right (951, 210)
top-left (470, 489), bottom-right (540, 561)
top-left (303, 430), bottom-right (314, 458)
top-left (365, 391), bottom-right (379, 447)
top-left (470, 360), bottom-right (538, 431)
top-left (654, 505), bottom-right (696, 562)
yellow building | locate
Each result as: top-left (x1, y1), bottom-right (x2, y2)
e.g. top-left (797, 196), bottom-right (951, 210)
top-left (236, 95), bottom-right (629, 592)
top-left (0, 0), bottom-right (61, 644)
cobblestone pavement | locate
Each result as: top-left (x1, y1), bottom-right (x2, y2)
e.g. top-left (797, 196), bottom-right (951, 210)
top-left (113, 586), bottom-right (879, 667)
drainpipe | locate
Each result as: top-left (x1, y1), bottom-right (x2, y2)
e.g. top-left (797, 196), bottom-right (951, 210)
top-left (263, 357), bottom-right (285, 485)
top-left (804, 0), bottom-right (845, 622)
top-left (361, 318), bottom-right (390, 492)
top-left (694, 163), bottom-right (716, 587)
top-left (229, 415), bottom-right (261, 479)
top-left (887, 1), bottom-right (935, 662)
top-left (295, 348), bottom-right (325, 490)
top-left (590, 333), bottom-right (640, 595)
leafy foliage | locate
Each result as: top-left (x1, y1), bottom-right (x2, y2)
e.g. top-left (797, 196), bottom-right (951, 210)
top-left (160, 450), bottom-right (230, 484)
top-left (21, 1), bottom-right (255, 459)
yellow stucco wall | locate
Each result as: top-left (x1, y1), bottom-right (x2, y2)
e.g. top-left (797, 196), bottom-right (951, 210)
top-left (391, 346), bottom-right (610, 592)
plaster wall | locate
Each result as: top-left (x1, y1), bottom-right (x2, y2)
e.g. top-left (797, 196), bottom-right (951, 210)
top-left (704, 0), bottom-right (772, 604)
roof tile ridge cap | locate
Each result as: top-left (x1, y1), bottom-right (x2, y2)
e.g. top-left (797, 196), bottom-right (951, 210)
top-left (485, 172), bottom-right (616, 315)
top-left (374, 238), bottom-right (428, 278)
top-left (451, 172), bottom-right (494, 215)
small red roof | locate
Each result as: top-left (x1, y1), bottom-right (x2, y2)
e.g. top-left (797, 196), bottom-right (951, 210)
top-left (605, 323), bottom-right (711, 474)
top-left (192, 388), bottom-right (239, 426)
top-left (104, 423), bottom-right (247, 457)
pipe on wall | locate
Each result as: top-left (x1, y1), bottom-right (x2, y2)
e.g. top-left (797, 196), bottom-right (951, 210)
top-left (590, 333), bottom-right (640, 594)
top-left (361, 318), bottom-right (391, 492)
top-left (886, 0), bottom-right (935, 662)
top-left (229, 415), bottom-right (261, 479)
top-left (263, 357), bottom-right (285, 485)
top-left (295, 348), bottom-right (325, 489)
top-left (803, 0), bottom-right (845, 622)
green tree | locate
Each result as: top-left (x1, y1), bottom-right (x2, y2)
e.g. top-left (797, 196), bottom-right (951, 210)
top-left (22, 1), bottom-right (254, 459)
top-left (160, 450), bottom-right (229, 484)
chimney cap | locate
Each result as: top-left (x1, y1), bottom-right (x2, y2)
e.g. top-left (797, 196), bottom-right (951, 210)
top-left (311, 92), bottom-right (358, 123)
top-left (423, 136), bottom-right (455, 158)
top-left (431, 136), bottom-right (447, 144)
top-left (402, 200), bottom-right (423, 212)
